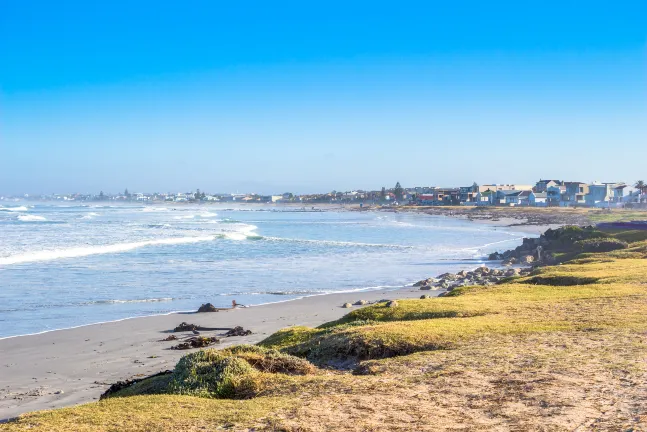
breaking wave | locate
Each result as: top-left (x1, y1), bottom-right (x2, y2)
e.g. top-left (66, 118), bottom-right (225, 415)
top-left (0, 206), bottom-right (29, 212)
top-left (216, 224), bottom-right (259, 241)
top-left (86, 298), bottom-right (174, 305)
top-left (0, 236), bottom-right (215, 265)
top-left (17, 214), bottom-right (47, 222)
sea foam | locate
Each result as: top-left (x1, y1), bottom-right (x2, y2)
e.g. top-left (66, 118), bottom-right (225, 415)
top-left (0, 236), bottom-right (214, 265)
top-left (0, 206), bottom-right (29, 212)
top-left (17, 214), bottom-right (47, 222)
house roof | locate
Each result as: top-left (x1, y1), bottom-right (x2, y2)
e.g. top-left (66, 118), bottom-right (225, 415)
top-left (532, 192), bottom-right (547, 198)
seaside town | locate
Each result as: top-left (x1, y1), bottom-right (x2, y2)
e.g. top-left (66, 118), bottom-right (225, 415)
top-left (5, 179), bottom-right (647, 208)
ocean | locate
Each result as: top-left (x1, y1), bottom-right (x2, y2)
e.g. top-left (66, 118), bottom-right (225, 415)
top-left (0, 203), bottom-right (529, 338)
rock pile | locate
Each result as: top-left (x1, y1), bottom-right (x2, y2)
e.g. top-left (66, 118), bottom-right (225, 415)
top-left (413, 266), bottom-right (532, 293)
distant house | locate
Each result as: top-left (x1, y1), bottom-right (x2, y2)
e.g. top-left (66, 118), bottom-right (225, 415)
top-left (436, 188), bottom-right (460, 205)
top-left (529, 192), bottom-right (548, 207)
top-left (459, 185), bottom-right (478, 204)
top-left (416, 194), bottom-right (436, 205)
top-left (585, 183), bottom-right (624, 207)
top-left (499, 190), bottom-right (529, 206)
top-left (546, 185), bottom-right (566, 206)
top-left (535, 180), bottom-right (563, 193)
top-left (479, 184), bottom-right (533, 193)
top-left (475, 190), bottom-right (494, 206)
top-left (611, 184), bottom-right (627, 203)
top-left (561, 182), bottom-right (589, 206)
top-left (504, 191), bottom-right (524, 206)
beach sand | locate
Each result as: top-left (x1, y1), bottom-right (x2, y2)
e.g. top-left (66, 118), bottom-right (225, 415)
top-left (0, 286), bottom-right (430, 419)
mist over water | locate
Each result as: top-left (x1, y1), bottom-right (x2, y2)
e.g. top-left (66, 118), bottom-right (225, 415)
top-left (0, 203), bottom-right (528, 338)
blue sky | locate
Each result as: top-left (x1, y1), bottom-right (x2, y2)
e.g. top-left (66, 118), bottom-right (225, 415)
top-left (1, 1), bottom-right (645, 195)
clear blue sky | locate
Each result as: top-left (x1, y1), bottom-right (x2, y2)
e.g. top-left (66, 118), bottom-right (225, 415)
top-left (1, 1), bottom-right (645, 195)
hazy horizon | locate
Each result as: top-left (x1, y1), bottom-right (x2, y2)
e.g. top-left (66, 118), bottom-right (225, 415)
top-left (2, 1), bottom-right (645, 195)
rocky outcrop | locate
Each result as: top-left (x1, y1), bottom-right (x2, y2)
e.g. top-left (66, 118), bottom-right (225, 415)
top-left (342, 303), bottom-right (353, 308)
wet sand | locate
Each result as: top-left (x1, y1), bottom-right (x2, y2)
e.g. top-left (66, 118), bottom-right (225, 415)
top-left (0, 286), bottom-right (430, 419)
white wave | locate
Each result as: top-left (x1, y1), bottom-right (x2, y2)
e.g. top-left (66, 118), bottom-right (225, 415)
top-left (262, 236), bottom-right (413, 249)
top-left (89, 298), bottom-right (174, 304)
top-left (80, 212), bottom-right (100, 219)
top-left (218, 224), bottom-right (258, 241)
top-left (17, 214), bottom-right (47, 222)
top-left (0, 236), bottom-right (214, 266)
top-left (198, 212), bottom-right (218, 218)
top-left (173, 215), bottom-right (195, 219)
top-left (0, 206), bottom-right (29, 212)
top-left (142, 207), bottom-right (168, 212)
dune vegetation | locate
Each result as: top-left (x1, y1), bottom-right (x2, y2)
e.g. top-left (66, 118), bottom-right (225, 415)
top-left (3, 226), bottom-right (647, 431)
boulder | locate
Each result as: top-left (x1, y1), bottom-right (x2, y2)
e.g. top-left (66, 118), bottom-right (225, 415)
top-left (488, 252), bottom-right (503, 260)
top-left (353, 300), bottom-right (368, 306)
top-left (386, 300), bottom-right (398, 308)
top-left (456, 270), bottom-right (468, 277)
top-left (505, 268), bottom-right (520, 277)
top-left (502, 257), bottom-right (518, 266)
top-left (521, 255), bottom-right (535, 264)
top-left (342, 303), bottom-right (353, 308)
top-left (197, 303), bottom-right (219, 313)
top-left (490, 269), bottom-right (502, 276)
top-left (420, 294), bottom-right (432, 299)
top-left (419, 285), bottom-right (432, 291)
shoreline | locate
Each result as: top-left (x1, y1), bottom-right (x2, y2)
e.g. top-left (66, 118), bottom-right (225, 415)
top-left (0, 285), bottom-right (430, 419)
top-left (0, 214), bottom-right (555, 419)
top-left (0, 283), bottom-right (411, 342)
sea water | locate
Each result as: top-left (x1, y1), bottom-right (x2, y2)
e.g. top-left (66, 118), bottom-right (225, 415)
top-left (0, 203), bottom-right (529, 338)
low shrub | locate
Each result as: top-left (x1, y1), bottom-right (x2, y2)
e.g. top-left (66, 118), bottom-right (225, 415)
top-left (167, 350), bottom-right (260, 398)
top-left (575, 238), bottom-right (628, 253)
top-left (104, 345), bottom-right (315, 400)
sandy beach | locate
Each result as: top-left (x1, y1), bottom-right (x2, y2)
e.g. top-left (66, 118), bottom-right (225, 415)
top-left (0, 213), bottom-right (554, 420)
top-left (0, 286), bottom-right (431, 420)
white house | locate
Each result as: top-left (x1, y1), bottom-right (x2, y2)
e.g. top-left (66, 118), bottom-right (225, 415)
top-left (529, 192), bottom-right (547, 207)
